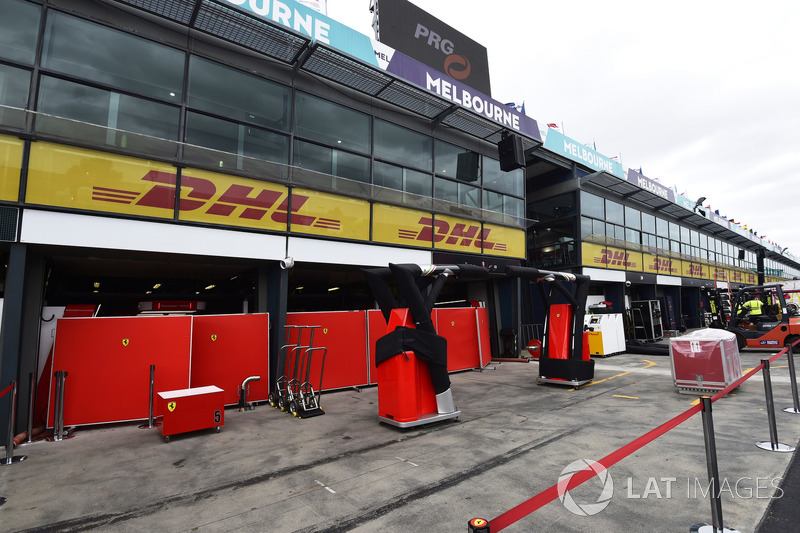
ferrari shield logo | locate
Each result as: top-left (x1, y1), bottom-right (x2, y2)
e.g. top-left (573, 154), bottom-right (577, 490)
top-left (122, 338), bottom-right (130, 347)
top-left (211, 334), bottom-right (217, 341)
top-left (168, 401), bottom-right (176, 412)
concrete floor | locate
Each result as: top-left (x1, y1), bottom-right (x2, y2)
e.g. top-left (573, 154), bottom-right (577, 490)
top-left (2, 347), bottom-right (799, 532)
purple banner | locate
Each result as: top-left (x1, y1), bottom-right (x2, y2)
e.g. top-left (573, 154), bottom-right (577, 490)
top-left (383, 49), bottom-right (541, 141)
top-left (626, 169), bottom-right (675, 203)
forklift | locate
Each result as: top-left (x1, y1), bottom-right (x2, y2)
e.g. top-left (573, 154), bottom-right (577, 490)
top-left (709, 283), bottom-right (800, 349)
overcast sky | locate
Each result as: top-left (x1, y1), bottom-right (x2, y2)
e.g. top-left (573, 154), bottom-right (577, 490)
top-left (326, 0), bottom-right (800, 260)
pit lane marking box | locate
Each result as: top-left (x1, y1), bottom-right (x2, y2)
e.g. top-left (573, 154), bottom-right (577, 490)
top-left (669, 329), bottom-right (742, 394)
top-left (156, 385), bottom-right (224, 440)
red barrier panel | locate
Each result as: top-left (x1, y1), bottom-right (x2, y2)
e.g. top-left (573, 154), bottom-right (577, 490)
top-left (287, 311), bottom-right (370, 391)
top-left (48, 316), bottom-right (192, 427)
top-left (435, 308), bottom-right (486, 371)
top-left (191, 314), bottom-right (270, 406)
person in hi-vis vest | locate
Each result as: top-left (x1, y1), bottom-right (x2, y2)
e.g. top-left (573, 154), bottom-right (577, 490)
top-left (740, 294), bottom-right (764, 318)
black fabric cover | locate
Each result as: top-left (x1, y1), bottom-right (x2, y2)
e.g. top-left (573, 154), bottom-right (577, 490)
top-left (375, 326), bottom-right (450, 394)
top-left (538, 357), bottom-right (595, 382)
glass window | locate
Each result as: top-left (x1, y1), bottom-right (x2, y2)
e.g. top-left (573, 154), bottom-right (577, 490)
top-left (612, 224), bottom-right (625, 241)
top-left (625, 206), bottom-right (641, 230)
top-left (641, 212), bottom-right (656, 234)
top-left (670, 240), bottom-right (680, 253)
top-left (189, 56), bottom-right (290, 132)
top-left (483, 190), bottom-right (524, 218)
top-left (483, 189), bottom-right (503, 213)
top-left (42, 12), bottom-right (184, 101)
top-left (690, 230), bottom-right (699, 246)
top-left (293, 140), bottom-right (370, 183)
top-left (374, 119), bottom-right (431, 171)
top-left (580, 191), bottom-right (604, 219)
top-left (593, 219), bottom-right (606, 239)
top-left (625, 228), bottom-right (640, 245)
top-left (434, 177), bottom-right (480, 208)
top-left (36, 76), bottom-right (179, 148)
top-left (581, 216), bottom-right (593, 239)
top-left (294, 92), bottom-right (369, 151)
top-left (374, 161), bottom-right (431, 196)
top-left (0, 63), bottom-right (31, 128)
top-left (0, 0), bottom-right (41, 65)
top-left (680, 226), bottom-right (690, 244)
top-left (504, 195), bottom-right (524, 218)
top-left (434, 139), bottom-right (479, 183)
top-left (185, 112), bottom-right (288, 167)
top-left (606, 200), bottom-right (624, 225)
top-left (668, 222), bottom-right (680, 241)
top-left (483, 157), bottom-right (523, 197)
top-left (656, 217), bottom-right (669, 238)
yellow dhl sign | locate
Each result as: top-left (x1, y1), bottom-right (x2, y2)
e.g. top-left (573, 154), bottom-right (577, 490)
top-left (642, 253), bottom-right (679, 275)
top-left (26, 144), bottom-right (364, 239)
top-left (681, 261), bottom-right (710, 279)
top-left (0, 135), bottom-right (25, 202)
top-left (25, 142), bottom-right (524, 256)
top-left (372, 204), bottom-right (524, 258)
top-left (583, 243), bottom-right (641, 270)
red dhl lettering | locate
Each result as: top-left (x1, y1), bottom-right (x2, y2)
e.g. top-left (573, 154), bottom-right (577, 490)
top-left (595, 249), bottom-right (635, 267)
top-left (92, 171), bottom-right (340, 230)
top-left (688, 264), bottom-right (705, 276)
top-left (398, 217), bottom-right (507, 251)
top-left (650, 258), bottom-right (677, 273)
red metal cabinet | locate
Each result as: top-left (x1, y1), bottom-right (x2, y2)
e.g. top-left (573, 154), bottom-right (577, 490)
top-left (156, 385), bottom-right (224, 440)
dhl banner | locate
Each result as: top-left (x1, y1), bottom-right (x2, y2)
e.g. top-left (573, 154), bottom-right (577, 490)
top-left (642, 253), bottom-right (679, 276)
top-left (725, 268), bottom-right (756, 285)
top-left (372, 204), bottom-right (433, 248)
top-left (178, 167), bottom-right (288, 231)
top-left (0, 134), bottom-right (23, 202)
top-left (710, 265), bottom-right (728, 282)
top-left (372, 205), bottom-right (525, 258)
top-left (26, 143), bottom-right (176, 220)
top-left (482, 222), bottom-right (525, 258)
top-left (24, 142), bottom-right (521, 257)
top-left (287, 187), bottom-right (370, 241)
top-left (681, 260), bottom-right (710, 279)
top-left (583, 242), bottom-right (642, 271)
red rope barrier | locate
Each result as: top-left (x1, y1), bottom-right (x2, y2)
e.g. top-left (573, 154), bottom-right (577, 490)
top-left (488, 345), bottom-right (792, 531)
top-left (0, 383), bottom-right (13, 399)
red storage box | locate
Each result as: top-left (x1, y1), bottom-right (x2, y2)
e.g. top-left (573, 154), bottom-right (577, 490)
top-left (669, 329), bottom-right (742, 394)
top-left (156, 385), bottom-right (224, 441)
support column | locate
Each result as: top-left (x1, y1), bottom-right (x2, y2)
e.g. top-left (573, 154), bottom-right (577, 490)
top-left (0, 244), bottom-right (45, 444)
top-left (257, 263), bottom-right (287, 395)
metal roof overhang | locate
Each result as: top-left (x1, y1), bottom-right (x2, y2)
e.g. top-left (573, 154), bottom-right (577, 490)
top-left (109, 0), bottom-right (540, 148)
top-left (580, 171), bottom-right (760, 250)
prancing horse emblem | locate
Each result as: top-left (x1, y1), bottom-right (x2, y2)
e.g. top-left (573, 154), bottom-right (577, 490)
top-left (122, 338), bottom-right (130, 347)
top-left (168, 401), bottom-right (176, 412)
top-left (211, 334), bottom-right (217, 341)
